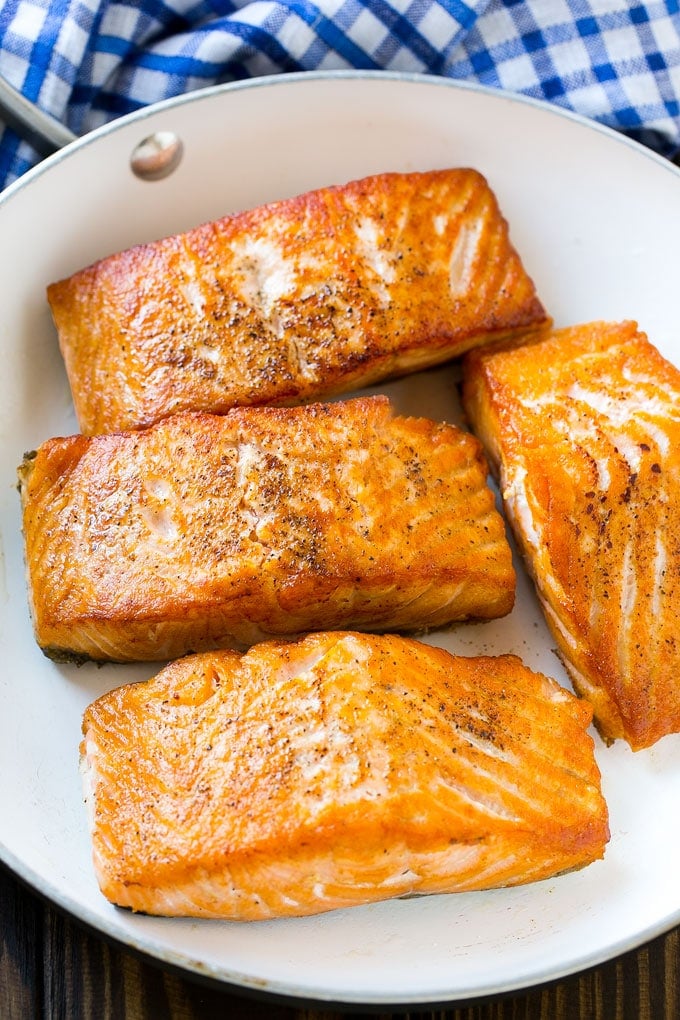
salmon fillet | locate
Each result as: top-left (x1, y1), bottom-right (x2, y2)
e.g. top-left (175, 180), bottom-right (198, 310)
top-left (462, 320), bottom-right (680, 750)
top-left (18, 395), bottom-right (514, 663)
top-left (47, 169), bottom-right (549, 435)
top-left (80, 631), bottom-right (609, 920)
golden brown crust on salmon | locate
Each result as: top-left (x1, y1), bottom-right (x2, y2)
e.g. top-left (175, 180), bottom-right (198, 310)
top-left (80, 631), bottom-right (609, 920)
top-left (18, 395), bottom-right (515, 663)
top-left (47, 169), bottom-right (549, 435)
top-left (462, 320), bottom-right (680, 750)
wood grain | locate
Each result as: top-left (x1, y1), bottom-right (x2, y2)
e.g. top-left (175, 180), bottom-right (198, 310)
top-left (0, 864), bottom-right (42, 1020)
top-left (1, 862), bottom-right (678, 1020)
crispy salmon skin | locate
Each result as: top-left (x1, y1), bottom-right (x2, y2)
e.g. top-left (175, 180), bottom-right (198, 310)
top-left (47, 168), bottom-right (549, 435)
top-left (80, 631), bottom-right (609, 920)
top-left (18, 395), bottom-right (514, 663)
top-left (462, 320), bottom-right (680, 750)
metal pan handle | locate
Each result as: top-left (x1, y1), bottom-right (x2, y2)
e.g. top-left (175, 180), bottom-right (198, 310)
top-left (0, 74), bottom-right (77, 155)
top-left (0, 73), bottom-right (184, 180)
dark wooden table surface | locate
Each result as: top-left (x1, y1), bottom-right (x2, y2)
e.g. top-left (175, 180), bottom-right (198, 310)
top-left (2, 860), bottom-right (678, 1020)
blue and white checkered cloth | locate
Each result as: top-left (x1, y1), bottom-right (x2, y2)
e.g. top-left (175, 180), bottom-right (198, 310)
top-left (1, 1), bottom-right (679, 189)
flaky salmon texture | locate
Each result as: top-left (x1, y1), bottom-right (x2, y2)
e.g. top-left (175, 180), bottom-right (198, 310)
top-left (47, 168), bottom-right (549, 435)
top-left (80, 631), bottom-right (609, 921)
top-left (18, 395), bottom-right (515, 663)
top-left (463, 320), bottom-right (680, 751)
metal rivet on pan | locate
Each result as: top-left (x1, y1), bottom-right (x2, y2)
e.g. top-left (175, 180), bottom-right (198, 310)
top-left (130, 131), bottom-right (183, 181)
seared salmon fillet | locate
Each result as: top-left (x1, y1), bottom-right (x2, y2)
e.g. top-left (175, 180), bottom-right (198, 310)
top-left (80, 631), bottom-right (609, 920)
top-left (462, 320), bottom-right (680, 750)
top-left (18, 395), bottom-right (514, 663)
top-left (47, 168), bottom-right (549, 435)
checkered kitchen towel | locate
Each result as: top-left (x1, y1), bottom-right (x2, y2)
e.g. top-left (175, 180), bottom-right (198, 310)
top-left (1, 0), bottom-right (679, 189)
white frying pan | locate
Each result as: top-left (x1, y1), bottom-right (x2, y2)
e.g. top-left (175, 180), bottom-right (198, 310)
top-left (0, 71), bottom-right (679, 1007)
